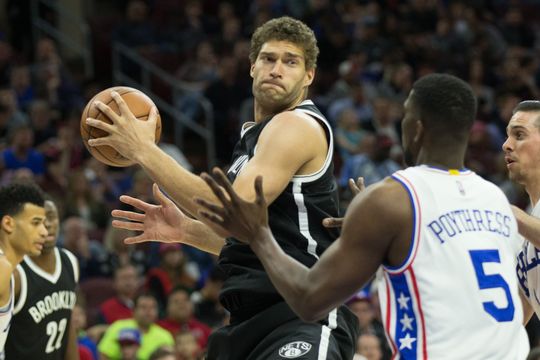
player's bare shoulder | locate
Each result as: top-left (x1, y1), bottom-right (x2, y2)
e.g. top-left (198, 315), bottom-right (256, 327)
top-left (346, 176), bottom-right (411, 231)
top-left (259, 110), bottom-right (327, 157)
top-left (265, 110), bottom-right (326, 137)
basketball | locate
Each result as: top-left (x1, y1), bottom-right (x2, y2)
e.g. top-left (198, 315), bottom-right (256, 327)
top-left (80, 86), bottom-right (162, 167)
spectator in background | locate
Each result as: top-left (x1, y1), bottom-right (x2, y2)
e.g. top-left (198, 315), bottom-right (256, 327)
top-left (354, 333), bottom-right (384, 360)
top-left (149, 346), bottom-right (176, 360)
top-left (0, 87), bottom-right (28, 146)
top-left (72, 303), bottom-right (99, 360)
top-left (60, 216), bottom-right (106, 279)
top-left (64, 169), bottom-right (109, 231)
top-left (99, 264), bottom-right (140, 325)
top-left (9, 65), bottom-right (34, 110)
top-left (98, 293), bottom-right (174, 360)
top-left (117, 328), bottom-right (141, 360)
top-left (328, 83), bottom-right (374, 126)
top-left (146, 243), bottom-right (198, 313)
top-left (204, 56), bottom-right (250, 164)
top-left (339, 134), bottom-right (401, 188)
top-left (347, 293), bottom-right (388, 355)
top-left (0, 123), bottom-right (45, 183)
top-left (28, 99), bottom-right (57, 149)
top-left (175, 330), bottom-right (203, 360)
top-left (102, 225), bottom-right (149, 275)
top-left (157, 287), bottom-right (212, 350)
top-left (32, 38), bottom-right (83, 113)
top-left (334, 108), bottom-right (371, 164)
top-left (190, 267), bottom-right (228, 328)
top-left (113, 0), bottom-right (156, 51)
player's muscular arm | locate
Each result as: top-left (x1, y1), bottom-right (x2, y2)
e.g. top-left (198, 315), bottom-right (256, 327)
top-left (251, 179), bottom-right (409, 321)
top-left (512, 205), bottom-right (540, 248)
top-left (0, 260), bottom-right (12, 307)
top-left (232, 111), bottom-right (327, 203)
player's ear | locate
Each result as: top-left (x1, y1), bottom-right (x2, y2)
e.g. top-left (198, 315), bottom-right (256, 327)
top-left (304, 68), bottom-right (315, 87)
top-left (1, 215), bottom-right (14, 234)
top-left (250, 63), bottom-right (255, 78)
top-left (413, 120), bottom-right (423, 143)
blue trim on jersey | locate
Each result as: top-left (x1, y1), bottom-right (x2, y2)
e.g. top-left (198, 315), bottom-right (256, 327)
top-left (389, 273), bottom-right (418, 359)
top-left (386, 175), bottom-right (417, 271)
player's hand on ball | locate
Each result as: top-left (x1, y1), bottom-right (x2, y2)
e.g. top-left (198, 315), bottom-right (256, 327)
top-left (195, 168), bottom-right (269, 244)
top-left (112, 183), bottom-right (192, 245)
top-left (86, 90), bottom-right (159, 162)
top-left (322, 177), bottom-right (365, 228)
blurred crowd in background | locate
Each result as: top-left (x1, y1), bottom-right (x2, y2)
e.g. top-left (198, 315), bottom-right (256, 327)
top-left (1, 0), bottom-right (540, 359)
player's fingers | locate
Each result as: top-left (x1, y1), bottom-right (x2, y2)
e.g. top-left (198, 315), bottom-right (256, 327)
top-left (111, 209), bottom-right (145, 222)
top-left (194, 197), bottom-right (228, 217)
top-left (111, 219), bottom-right (145, 231)
top-left (198, 209), bottom-right (226, 226)
top-left (153, 183), bottom-right (174, 207)
top-left (86, 118), bottom-right (114, 133)
top-left (356, 177), bottom-right (365, 192)
top-left (254, 176), bottom-right (265, 206)
top-left (87, 136), bottom-right (112, 147)
top-left (123, 234), bottom-right (157, 245)
top-left (211, 167), bottom-right (240, 204)
top-left (322, 217), bottom-right (344, 228)
top-left (94, 100), bottom-right (121, 123)
top-left (110, 91), bottom-right (133, 118)
top-left (201, 172), bottom-right (230, 207)
top-left (118, 195), bottom-right (152, 211)
top-left (148, 106), bottom-right (159, 128)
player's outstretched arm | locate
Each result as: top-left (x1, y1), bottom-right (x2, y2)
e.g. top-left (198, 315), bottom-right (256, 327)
top-left (112, 183), bottom-right (225, 255)
top-left (512, 205), bottom-right (540, 248)
top-left (196, 169), bottom-right (404, 322)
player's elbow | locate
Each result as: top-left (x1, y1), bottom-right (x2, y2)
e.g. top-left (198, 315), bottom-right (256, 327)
top-left (294, 298), bottom-right (329, 323)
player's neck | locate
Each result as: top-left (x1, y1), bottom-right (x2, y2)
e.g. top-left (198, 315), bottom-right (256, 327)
top-left (415, 146), bottom-right (465, 170)
top-left (31, 249), bottom-right (56, 274)
top-left (253, 97), bottom-right (305, 123)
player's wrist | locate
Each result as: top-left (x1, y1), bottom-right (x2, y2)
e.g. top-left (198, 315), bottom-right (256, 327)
top-left (132, 141), bottom-right (160, 165)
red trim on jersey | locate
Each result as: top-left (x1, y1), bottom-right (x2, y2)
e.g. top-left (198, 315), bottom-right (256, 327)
top-left (410, 268), bottom-right (427, 359)
top-left (384, 275), bottom-right (399, 356)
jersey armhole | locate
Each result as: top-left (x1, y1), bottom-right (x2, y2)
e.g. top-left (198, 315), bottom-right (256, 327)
top-left (384, 173), bottom-right (421, 274)
top-left (62, 249), bottom-right (80, 283)
top-left (13, 267), bottom-right (27, 315)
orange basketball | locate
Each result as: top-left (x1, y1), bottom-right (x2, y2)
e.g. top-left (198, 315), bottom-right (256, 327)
top-left (80, 86), bottom-right (162, 167)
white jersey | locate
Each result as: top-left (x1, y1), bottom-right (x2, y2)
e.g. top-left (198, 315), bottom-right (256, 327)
top-left (0, 274), bottom-right (14, 360)
top-left (516, 201), bottom-right (540, 316)
top-left (378, 166), bottom-right (528, 359)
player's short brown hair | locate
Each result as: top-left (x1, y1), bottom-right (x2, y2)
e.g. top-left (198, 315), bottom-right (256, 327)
top-left (249, 16), bottom-right (319, 70)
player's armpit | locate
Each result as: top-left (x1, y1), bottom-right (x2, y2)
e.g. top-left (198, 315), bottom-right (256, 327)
top-left (232, 111), bottom-right (328, 204)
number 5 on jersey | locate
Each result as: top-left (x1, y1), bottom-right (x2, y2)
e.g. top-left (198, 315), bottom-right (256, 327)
top-left (469, 249), bottom-right (515, 322)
